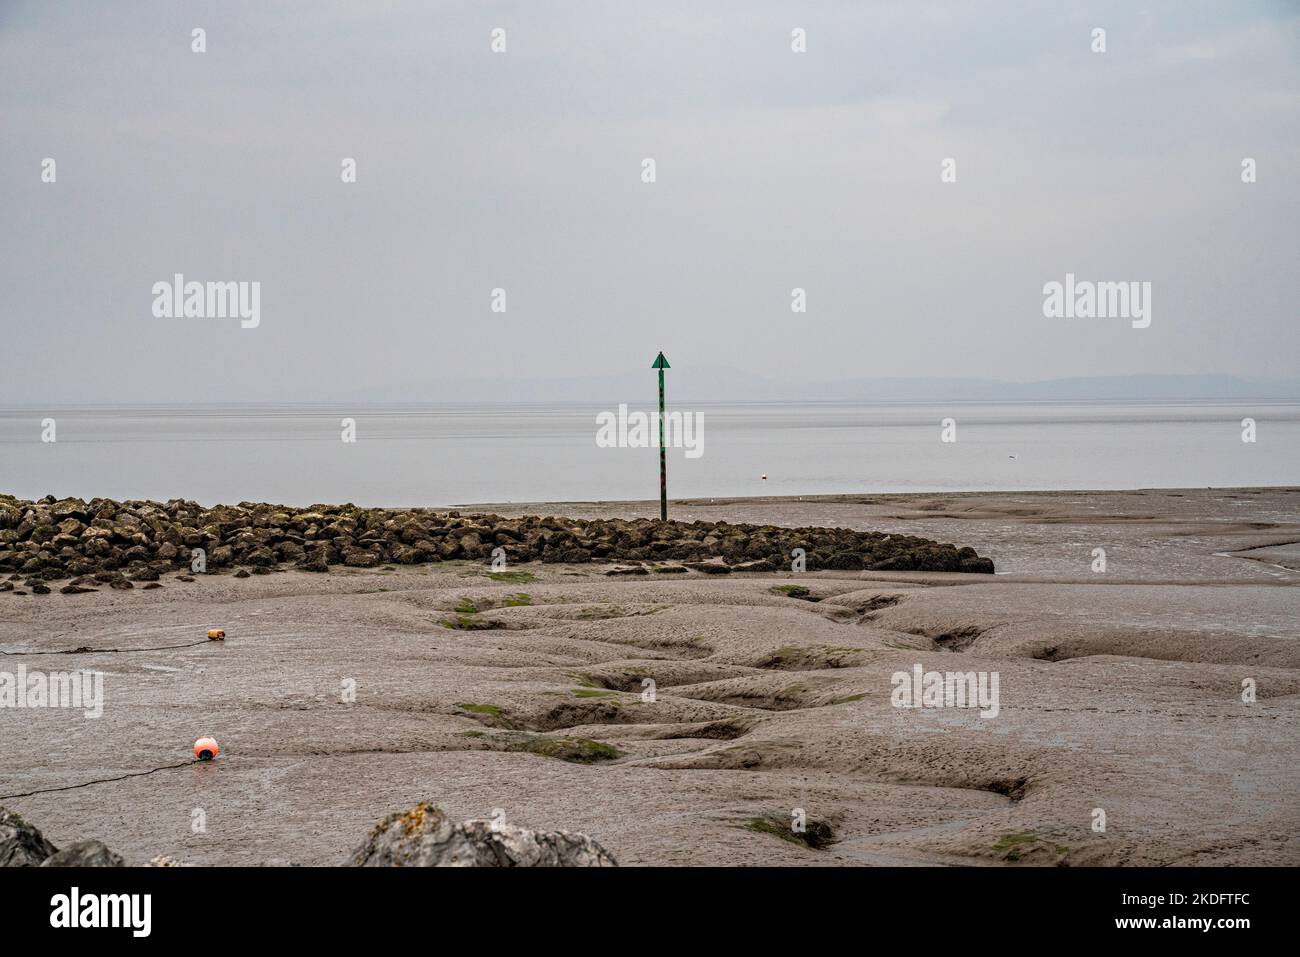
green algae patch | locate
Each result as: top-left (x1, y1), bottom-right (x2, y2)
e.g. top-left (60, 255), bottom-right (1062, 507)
top-left (740, 812), bottom-right (836, 849)
top-left (488, 570), bottom-right (537, 583)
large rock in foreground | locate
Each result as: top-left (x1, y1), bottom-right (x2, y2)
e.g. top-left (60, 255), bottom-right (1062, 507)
top-left (1, 806), bottom-right (125, 867)
top-left (40, 839), bottom-right (125, 867)
top-left (348, 802), bottom-right (617, 867)
top-left (0, 808), bottom-right (57, 867)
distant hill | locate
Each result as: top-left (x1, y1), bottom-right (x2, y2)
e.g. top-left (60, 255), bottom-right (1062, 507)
top-left (348, 372), bottom-right (1300, 405)
top-left (10, 372), bottom-right (1296, 409)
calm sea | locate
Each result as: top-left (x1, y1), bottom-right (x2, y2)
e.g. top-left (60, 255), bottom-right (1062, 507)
top-left (1, 401), bottom-right (1296, 507)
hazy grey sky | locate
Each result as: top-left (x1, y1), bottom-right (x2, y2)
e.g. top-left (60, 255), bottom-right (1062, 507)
top-left (1, 0), bottom-right (1297, 403)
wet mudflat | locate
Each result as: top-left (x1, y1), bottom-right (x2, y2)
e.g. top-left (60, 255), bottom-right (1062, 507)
top-left (3, 488), bottom-right (1297, 865)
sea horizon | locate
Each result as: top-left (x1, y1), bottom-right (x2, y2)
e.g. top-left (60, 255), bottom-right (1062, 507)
top-left (4, 397), bottom-right (1296, 508)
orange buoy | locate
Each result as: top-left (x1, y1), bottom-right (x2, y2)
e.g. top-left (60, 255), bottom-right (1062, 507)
top-left (207, 629), bottom-right (225, 640)
top-left (193, 736), bottom-right (219, 761)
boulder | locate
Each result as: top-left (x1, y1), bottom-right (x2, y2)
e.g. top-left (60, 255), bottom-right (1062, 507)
top-left (0, 808), bottom-right (57, 866)
top-left (0, 495), bottom-right (995, 581)
top-left (298, 550), bottom-right (330, 572)
top-left (40, 840), bottom-right (125, 867)
top-left (341, 546), bottom-right (378, 568)
top-left (685, 561), bottom-right (731, 574)
top-left (347, 802), bottom-right (617, 868)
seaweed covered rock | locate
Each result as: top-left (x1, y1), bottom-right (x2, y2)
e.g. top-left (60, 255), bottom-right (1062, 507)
top-left (347, 802), bottom-right (617, 867)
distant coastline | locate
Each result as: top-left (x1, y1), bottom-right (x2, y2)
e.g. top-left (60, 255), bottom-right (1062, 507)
top-left (5, 373), bottom-right (1300, 409)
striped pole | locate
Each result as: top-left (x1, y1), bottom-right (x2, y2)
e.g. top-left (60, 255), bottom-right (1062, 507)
top-left (652, 351), bottom-right (670, 521)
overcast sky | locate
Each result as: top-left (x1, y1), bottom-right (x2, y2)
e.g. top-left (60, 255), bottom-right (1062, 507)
top-left (1, 0), bottom-right (1297, 403)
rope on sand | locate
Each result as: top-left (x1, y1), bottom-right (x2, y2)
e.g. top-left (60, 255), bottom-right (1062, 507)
top-left (0, 639), bottom-right (211, 656)
top-left (0, 762), bottom-right (194, 801)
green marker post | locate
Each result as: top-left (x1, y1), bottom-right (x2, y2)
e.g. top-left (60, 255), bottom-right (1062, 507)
top-left (652, 351), bottom-right (670, 521)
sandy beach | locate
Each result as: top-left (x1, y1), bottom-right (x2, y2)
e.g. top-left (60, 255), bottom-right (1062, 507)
top-left (2, 487), bottom-right (1298, 866)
